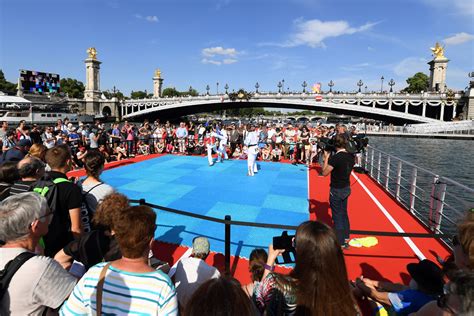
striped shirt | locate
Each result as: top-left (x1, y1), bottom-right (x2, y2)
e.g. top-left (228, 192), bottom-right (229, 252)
top-left (60, 262), bottom-right (178, 315)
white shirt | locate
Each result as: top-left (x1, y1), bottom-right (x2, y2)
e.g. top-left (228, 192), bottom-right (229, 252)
top-left (174, 257), bottom-right (220, 307)
top-left (0, 248), bottom-right (76, 315)
top-left (244, 131), bottom-right (259, 146)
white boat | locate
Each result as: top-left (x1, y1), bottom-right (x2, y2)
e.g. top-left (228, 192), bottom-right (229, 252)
top-left (1, 110), bottom-right (94, 125)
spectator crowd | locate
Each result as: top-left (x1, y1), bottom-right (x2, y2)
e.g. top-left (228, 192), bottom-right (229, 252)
top-left (0, 117), bottom-right (472, 315)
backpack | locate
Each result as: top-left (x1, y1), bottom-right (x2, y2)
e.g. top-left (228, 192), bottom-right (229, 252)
top-left (79, 182), bottom-right (103, 233)
top-left (32, 175), bottom-right (70, 215)
top-left (0, 252), bottom-right (36, 301)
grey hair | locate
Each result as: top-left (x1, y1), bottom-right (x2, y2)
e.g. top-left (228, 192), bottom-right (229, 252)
top-left (0, 192), bottom-right (48, 243)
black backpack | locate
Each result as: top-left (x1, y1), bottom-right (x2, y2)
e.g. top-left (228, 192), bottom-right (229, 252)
top-left (0, 252), bottom-right (36, 300)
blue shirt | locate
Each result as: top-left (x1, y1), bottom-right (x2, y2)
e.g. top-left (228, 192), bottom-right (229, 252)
top-left (388, 289), bottom-right (436, 315)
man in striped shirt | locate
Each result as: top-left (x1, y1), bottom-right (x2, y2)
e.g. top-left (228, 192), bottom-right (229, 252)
top-left (9, 156), bottom-right (45, 195)
top-left (60, 205), bottom-right (178, 315)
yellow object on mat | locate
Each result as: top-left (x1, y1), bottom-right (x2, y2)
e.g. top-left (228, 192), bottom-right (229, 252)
top-left (349, 236), bottom-right (379, 248)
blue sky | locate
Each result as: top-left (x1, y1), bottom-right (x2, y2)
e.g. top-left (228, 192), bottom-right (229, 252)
top-left (1, 0), bottom-right (473, 95)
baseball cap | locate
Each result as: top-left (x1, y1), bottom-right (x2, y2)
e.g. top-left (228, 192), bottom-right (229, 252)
top-left (192, 236), bottom-right (210, 255)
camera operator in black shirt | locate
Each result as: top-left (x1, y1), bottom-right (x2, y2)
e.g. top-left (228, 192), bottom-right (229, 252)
top-left (321, 133), bottom-right (355, 249)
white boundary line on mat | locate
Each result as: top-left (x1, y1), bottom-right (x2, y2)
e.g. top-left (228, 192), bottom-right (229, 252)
top-left (352, 172), bottom-right (426, 260)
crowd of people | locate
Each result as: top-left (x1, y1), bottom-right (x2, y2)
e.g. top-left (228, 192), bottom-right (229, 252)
top-left (0, 118), bottom-right (472, 315)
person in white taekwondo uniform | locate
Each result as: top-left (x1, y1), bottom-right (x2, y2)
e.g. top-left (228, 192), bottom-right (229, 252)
top-left (204, 126), bottom-right (219, 166)
top-left (244, 124), bottom-right (259, 176)
top-left (214, 125), bottom-right (228, 163)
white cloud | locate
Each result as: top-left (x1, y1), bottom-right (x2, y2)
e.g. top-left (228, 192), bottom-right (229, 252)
top-left (444, 32), bottom-right (474, 45)
top-left (394, 57), bottom-right (428, 77)
top-left (201, 58), bottom-right (222, 66)
top-left (201, 46), bottom-right (239, 65)
top-left (284, 19), bottom-right (378, 48)
top-left (134, 14), bottom-right (159, 23)
top-left (421, 0), bottom-right (474, 16)
top-left (223, 58), bottom-right (238, 64)
top-left (202, 47), bottom-right (238, 57)
top-left (145, 16), bottom-right (159, 23)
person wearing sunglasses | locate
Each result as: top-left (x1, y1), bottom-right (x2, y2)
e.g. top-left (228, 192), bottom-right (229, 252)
top-left (0, 192), bottom-right (76, 315)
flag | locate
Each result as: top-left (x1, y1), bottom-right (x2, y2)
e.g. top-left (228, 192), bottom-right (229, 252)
top-left (312, 83), bottom-right (321, 93)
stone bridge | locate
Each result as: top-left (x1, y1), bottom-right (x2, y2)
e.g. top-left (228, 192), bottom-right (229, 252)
top-left (121, 92), bottom-right (463, 124)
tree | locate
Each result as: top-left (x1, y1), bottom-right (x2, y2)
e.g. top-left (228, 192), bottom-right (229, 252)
top-left (0, 70), bottom-right (17, 95)
top-left (402, 72), bottom-right (429, 93)
top-left (161, 87), bottom-right (181, 98)
top-left (130, 90), bottom-right (148, 99)
top-left (60, 78), bottom-right (85, 98)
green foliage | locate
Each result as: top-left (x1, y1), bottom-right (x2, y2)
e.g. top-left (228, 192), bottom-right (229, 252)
top-left (402, 72), bottom-right (429, 93)
top-left (103, 89), bottom-right (126, 100)
top-left (0, 70), bottom-right (17, 95)
top-left (162, 87), bottom-right (180, 98)
top-left (60, 78), bottom-right (85, 98)
top-left (130, 90), bottom-right (151, 99)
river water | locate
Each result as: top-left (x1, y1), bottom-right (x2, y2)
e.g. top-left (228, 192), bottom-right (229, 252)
top-left (368, 136), bottom-right (473, 233)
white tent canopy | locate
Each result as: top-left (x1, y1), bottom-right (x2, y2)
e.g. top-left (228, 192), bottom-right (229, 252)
top-left (0, 95), bottom-right (32, 104)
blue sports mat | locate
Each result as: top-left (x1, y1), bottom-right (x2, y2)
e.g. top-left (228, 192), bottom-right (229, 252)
top-left (101, 155), bottom-right (309, 259)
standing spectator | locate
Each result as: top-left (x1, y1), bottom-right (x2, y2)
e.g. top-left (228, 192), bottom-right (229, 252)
top-left (228, 124), bottom-right (240, 157)
top-left (60, 205), bottom-right (178, 315)
top-left (0, 121), bottom-right (8, 147)
top-left (176, 122), bottom-right (188, 154)
top-left (9, 157), bottom-right (45, 195)
top-left (27, 143), bottom-right (47, 161)
top-left (0, 193), bottom-right (76, 315)
top-left (1, 129), bottom-right (16, 152)
top-left (42, 144), bottom-right (83, 257)
top-left (0, 161), bottom-right (20, 201)
top-left (321, 134), bottom-right (355, 248)
top-left (174, 236), bottom-right (221, 308)
top-left (0, 139), bottom-right (31, 163)
top-left (78, 150), bottom-right (114, 218)
top-left (110, 123), bottom-right (121, 149)
top-left (42, 126), bottom-right (56, 149)
top-left (29, 124), bottom-right (42, 144)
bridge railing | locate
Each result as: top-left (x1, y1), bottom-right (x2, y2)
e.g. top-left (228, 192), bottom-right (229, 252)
top-left (362, 145), bottom-right (474, 237)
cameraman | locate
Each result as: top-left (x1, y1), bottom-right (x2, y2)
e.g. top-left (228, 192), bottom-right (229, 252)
top-left (321, 133), bottom-right (354, 249)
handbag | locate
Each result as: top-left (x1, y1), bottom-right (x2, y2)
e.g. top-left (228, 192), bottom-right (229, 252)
top-left (96, 262), bottom-right (112, 315)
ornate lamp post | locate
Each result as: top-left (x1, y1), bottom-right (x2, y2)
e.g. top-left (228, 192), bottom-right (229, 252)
top-left (255, 82), bottom-right (260, 93)
top-left (357, 80), bottom-right (364, 93)
top-left (277, 81), bottom-right (283, 93)
top-left (302, 81), bottom-right (307, 93)
top-left (282, 79), bottom-right (285, 94)
top-left (224, 83), bottom-right (229, 94)
top-left (365, 85), bottom-right (368, 93)
top-left (328, 80), bottom-right (334, 93)
top-left (388, 79), bottom-right (395, 92)
top-left (216, 82), bottom-right (219, 95)
top-left (206, 85), bottom-right (210, 95)
top-left (380, 76), bottom-right (384, 93)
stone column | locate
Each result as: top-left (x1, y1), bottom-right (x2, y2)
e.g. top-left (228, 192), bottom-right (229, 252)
top-left (428, 57), bottom-right (449, 93)
top-left (440, 104), bottom-right (445, 121)
top-left (153, 69), bottom-right (163, 98)
top-left (84, 57), bottom-right (101, 101)
top-left (16, 78), bottom-right (24, 97)
top-left (466, 83), bottom-right (474, 120)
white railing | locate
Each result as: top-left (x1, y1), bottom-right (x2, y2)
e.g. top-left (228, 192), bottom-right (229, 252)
top-left (362, 145), bottom-right (474, 238)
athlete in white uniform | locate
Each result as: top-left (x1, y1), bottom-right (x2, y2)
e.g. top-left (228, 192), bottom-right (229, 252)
top-left (244, 125), bottom-right (259, 176)
top-left (214, 127), bottom-right (228, 162)
top-left (204, 127), bottom-right (218, 166)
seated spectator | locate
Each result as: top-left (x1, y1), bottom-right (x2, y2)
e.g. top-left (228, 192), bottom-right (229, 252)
top-left (115, 142), bottom-right (128, 160)
top-left (60, 205), bottom-right (178, 315)
top-left (453, 211), bottom-right (474, 271)
top-left (255, 221), bottom-right (359, 315)
top-left (174, 236), bottom-right (221, 308)
top-left (156, 139), bottom-right (165, 153)
top-left (271, 146), bottom-right (282, 162)
top-left (0, 192), bottom-right (76, 315)
top-left (355, 259), bottom-right (444, 315)
top-left (240, 146), bottom-right (248, 160)
top-left (9, 157), bottom-right (45, 195)
top-left (262, 144), bottom-right (271, 161)
top-left (54, 193), bottom-right (128, 270)
top-left (185, 276), bottom-right (254, 316)
top-left (75, 146), bottom-right (87, 167)
top-left (98, 144), bottom-right (111, 162)
top-left (410, 270), bottom-right (474, 316)
top-left (0, 161), bottom-right (20, 201)
top-left (78, 150), bottom-right (114, 218)
top-left (137, 140), bottom-right (150, 155)
top-left (194, 140), bottom-right (205, 155)
top-left (242, 248), bottom-right (268, 298)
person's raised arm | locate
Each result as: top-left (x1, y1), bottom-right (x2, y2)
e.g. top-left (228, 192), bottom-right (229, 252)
top-left (322, 151), bottom-right (333, 176)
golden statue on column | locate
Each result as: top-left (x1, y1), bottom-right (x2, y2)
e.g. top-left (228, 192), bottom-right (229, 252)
top-left (430, 42), bottom-right (445, 59)
top-left (154, 68), bottom-right (162, 78)
top-left (87, 47), bottom-right (98, 60)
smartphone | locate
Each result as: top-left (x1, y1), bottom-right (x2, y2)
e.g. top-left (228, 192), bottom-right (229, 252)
top-left (273, 234), bottom-right (295, 250)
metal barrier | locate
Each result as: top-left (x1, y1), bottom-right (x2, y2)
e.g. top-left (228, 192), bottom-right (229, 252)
top-left (362, 145), bottom-right (474, 236)
top-left (132, 198), bottom-right (448, 275)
